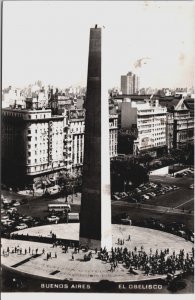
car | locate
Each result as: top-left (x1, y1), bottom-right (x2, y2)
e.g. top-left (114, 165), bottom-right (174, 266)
top-left (150, 183), bottom-right (157, 188)
top-left (1, 215), bottom-right (10, 221)
top-left (189, 184), bottom-right (194, 189)
top-left (172, 185), bottom-right (179, 190)
top-left (159, 189), bottom-right (165, 195)
top-left (2, 199), bottom-right (12, 207)
top-left (112, 194), bottom-right (121, 201)
top-left (177, 230), bottom-right (186, 238)
top-left (175, 173), bottom-right (183, 178)
top-left (13, 201), bottom-right (21, 207)
top-left (7, 207), bottom-right (17, 214)
top-left (141, 194), bottom-right (150, 200)
top-left (147, 192), bottom-right (156, 198)
top-left (47, 215), bottom-right (60, 223)
top-left (3, 220), bottom-right (15, 227)
top-left (182, 172), bottom-right (188, 175)
top-left (163, 186), bottom-right (170, 191)
top-left (135, 188), bottom-right (142, 193)
top-left (145, 193), bottom-right (152, 199)
top-left (15, 223), bottom-right (28, 230)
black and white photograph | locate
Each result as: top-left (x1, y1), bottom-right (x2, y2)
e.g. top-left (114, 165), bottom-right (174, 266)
top-left (1, 0), bottom-right (194, 296)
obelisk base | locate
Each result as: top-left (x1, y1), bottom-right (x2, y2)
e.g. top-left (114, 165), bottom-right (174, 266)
top-left (79, 237), bottom-right (101, 250)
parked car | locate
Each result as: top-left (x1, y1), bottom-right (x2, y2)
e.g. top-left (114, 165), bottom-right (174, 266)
top-left (150, 183), bottom-right (157, 188)
top-left (147, 192), bottom-right (156, 198)
top-left (47, 215), bottom-right (60, 223)
top-left (15, 223), bottom-right (28, 230)
top-left (7, 207), bottom-right (17, 214)
top-left (13, 201), bottom-right (21, 207)
top-left (112, 194), bottom-right (121, 201)
top-left (189, 184), bottom-right (194, 189)
top-left (175, 173), bottom-right (183, 178)
top-left (141, 194), bottom-right (150, 200)
top-left (172, 185), bottom-right (179, 190)
top-left (1, 215), bottom-right (10, 221)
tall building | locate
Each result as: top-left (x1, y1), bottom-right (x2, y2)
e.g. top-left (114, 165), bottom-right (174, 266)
top-left (2, 108), bottom-right (65, 188)
top-left (79, 27), bottom-right (112, 250)
top-left (121, 98), bottom-right (167, 156)
top-left (121, 72), bottom-right (140, 94)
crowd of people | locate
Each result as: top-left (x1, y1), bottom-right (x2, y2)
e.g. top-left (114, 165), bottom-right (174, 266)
top-left (1, 235), bottom-right (194, 278)
top-left (97, 245), bottom-right (194, 276)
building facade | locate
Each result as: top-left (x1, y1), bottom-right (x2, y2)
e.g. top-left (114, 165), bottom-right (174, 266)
top-left (121, 72), bottom-right (140, 94)
top-left (121, 98), bottom-right (167, 155)
top-left (2, 108), bottom-right (65, 188)
top-left (159, 97), bottom-right (194, 150)
top-left (2, 107), bottom-right (118, 188)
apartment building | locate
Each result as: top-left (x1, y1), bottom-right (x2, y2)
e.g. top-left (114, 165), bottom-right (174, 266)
top-left (159, 97), bottom-right (194, 150)
top-left (121, 98), bottom-right (167, 155)
top-left (2, 108), bottom-right (65, 188)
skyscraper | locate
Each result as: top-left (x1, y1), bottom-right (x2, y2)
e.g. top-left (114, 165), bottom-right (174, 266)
top-left (79, 27), bottom-right (112, 250)
top-left (121, 71), bottom-right (140, 94)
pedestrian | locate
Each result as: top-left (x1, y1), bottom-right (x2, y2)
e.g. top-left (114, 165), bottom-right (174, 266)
top-left (25, 249), bottom-right (27, 255)
top-left (29, 247), bottom-right (31, 253)
top-left (42, 248), bottom-right (45, 254)
top-left (36, 248), bottom-right (38, 255)
top-left (55, 252), bottom-right (57, 258)
top-left (72, 254), bottom-right (74, 260)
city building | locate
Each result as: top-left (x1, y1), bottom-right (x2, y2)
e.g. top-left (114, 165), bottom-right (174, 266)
top-left (121, 97), bottom-right (167, 156)
top-left (2, 105), bottom-right (118, 189)
top-left (64, 110), bottom-right (118, 175)
top-left (121, 72), bottom-right (140, 94)
top-left (109, 114), bottom-right (118, 158)
top-left (2, 86), bottom-right (25, 108)
top-left (2, 108), bottom-right (65, 188)
top-left (159, 97), bottom-right (194, 150)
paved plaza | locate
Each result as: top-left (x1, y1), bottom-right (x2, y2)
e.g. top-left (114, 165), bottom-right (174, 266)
top-left (1, 224), bottom-right (193, 282)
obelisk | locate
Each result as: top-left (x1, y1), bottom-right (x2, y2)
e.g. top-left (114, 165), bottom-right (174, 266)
top-left (79, 26), bottom-right (112, 250)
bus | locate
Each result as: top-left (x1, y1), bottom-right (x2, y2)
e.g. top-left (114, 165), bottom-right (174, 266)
top-left (48, 204), bottom-right (71, 213)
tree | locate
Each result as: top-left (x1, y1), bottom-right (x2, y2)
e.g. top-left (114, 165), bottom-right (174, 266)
top-left (111, 159), bottom-right (149, 192)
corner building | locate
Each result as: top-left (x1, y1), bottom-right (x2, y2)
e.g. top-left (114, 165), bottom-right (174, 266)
top-left (2, 108), bottom-right (65, 188)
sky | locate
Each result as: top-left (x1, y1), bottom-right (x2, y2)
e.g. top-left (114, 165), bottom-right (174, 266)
top-left (2, 1), bottom-right (195, 90)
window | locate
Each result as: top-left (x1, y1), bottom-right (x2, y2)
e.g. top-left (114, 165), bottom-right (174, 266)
top-left (28, 152), bottom-right (31, 157)
top-left (28, 137), bottom-right (31, 141)
top-left (28, 129), bottom-right (31, 134)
